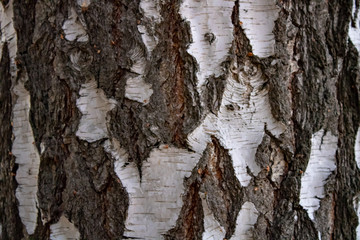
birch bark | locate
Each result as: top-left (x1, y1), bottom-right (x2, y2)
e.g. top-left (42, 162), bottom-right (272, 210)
top-left (0, 0), bottom-right (359, 239)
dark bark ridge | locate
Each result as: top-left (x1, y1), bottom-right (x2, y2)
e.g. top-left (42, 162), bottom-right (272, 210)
top-left (108, 0), bottom-right (203, 178)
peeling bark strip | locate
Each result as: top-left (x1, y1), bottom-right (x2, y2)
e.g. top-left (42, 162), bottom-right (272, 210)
top-left (2, 0), bottom-right (360, 239)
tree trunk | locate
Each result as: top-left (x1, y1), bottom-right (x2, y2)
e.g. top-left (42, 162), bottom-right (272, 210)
top-left (1, 0), bottom-right (360, 239)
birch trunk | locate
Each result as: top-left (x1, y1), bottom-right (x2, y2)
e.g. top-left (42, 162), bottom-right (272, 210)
top-left (1, 0), bottom-right (360, 239)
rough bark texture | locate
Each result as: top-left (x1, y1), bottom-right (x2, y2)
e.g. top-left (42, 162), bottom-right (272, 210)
top-left (0, 0), bottom-right (360, 239)
top-left (0, 42), bottom-right (24, 240)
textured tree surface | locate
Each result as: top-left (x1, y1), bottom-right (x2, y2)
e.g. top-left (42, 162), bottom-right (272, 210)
top-left (0, 0), bottom-right (360, 239)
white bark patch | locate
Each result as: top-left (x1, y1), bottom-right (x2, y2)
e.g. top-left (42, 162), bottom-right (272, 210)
top-left (271, 154), bottom-right (286, 185)
top-left (139, 0), bottom-right (161, 22)
top-left (125, 76), bottom-right (153, 104)
top-left (187, 114), bottom-right (215, 155)
top-left (232, 201), bottom-right (259, 239)
top-left (0, 0), bottom-right (18, 76)
top-left (12, 82), bottom-right (40, 235)
top-left (299, 129), bottom-right (337, 221)
top-left (239, 0), bottom-right (279, 57)
top-left (219, 65), bottom-right (285, 186)
top-left (106, 140), bottom-right (200, 239)
top-left (138, 0), bottom-right (161, 54)
top-left (355, 129), bottom-right (360, 238)
top-left (354, 194), bottom-right (360, 239)
top-left (76, 80), bottom-right (117, 142)
top-left (77, 0), bottom-right (91, 8)
top-left (50, 215), bottom-right (80, 240)
top-left (349, 0), bottom-right (360, 53)
top-left (103, 139), bottom-right (139, 193)
top-left (180, 0), bottom-right (235, 91)
top-left (200, 193), bottom-right (226, 240)
top-left (62, 8), bottom-right (88, 42)
top-left (356, 129), bottom-right (360, 169)
top-left (125, 47), bottom-right (153, 104)
top-left (188, 61), bottom-right (285, 186)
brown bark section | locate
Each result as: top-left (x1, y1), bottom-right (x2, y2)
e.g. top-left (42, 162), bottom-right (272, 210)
top-left (334, 41), bottom-right (360, 239)
top-left (167, 137), bottom-right (242, 238)
top-left (0, 0), bottom-right (359, 239)
top-left (12, 1), bottom-right (129, 239)
top-left (165, 181), bottom-right (204, 240)
top-left (108, 0), bottom-right (202, 175)
top-left (266, 0), bottom-right (360, 239)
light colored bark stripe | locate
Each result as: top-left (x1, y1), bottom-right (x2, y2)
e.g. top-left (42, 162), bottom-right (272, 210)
top-left (12, 82), bottom-right (40, 235)
top-left (1, 0), bottom-right (40, 235)
top-left (0, 0), bottom-right (17, 77)
top-left (356, 129), bottom-right (360, 169)
top-left (124, 46), bottom-right (153, 104)
top-left (62, 7), bottom-right (88, 42)
top-left (125, 76), bottom-right (153, 104)
top-left (200, 193), bottom-right (226, 239)
top-left (300, 129), bottom-right (337, 221)
top-left (349, 0), bottom-right (360, 53)
top-left (239, 0), bottom-right (279, 58)
top-left (355, 195), bottom-right (360, 239)
top-left (232, 201), bottom-right (259, 239)
top-left (77, 0), bottom-right (91, 8)
top-left (49, 215), bottom-right (80, 240)
top-left (355, 128), bottom-right (360, 238)
top-left (105, 139), bottom-right (200, 239)
top-left (76, 79), bottom-right (117, 142)
top-left (138, 0), bottom-right (161, 54)
top-left (180, 0), bottom-right (235, 93)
